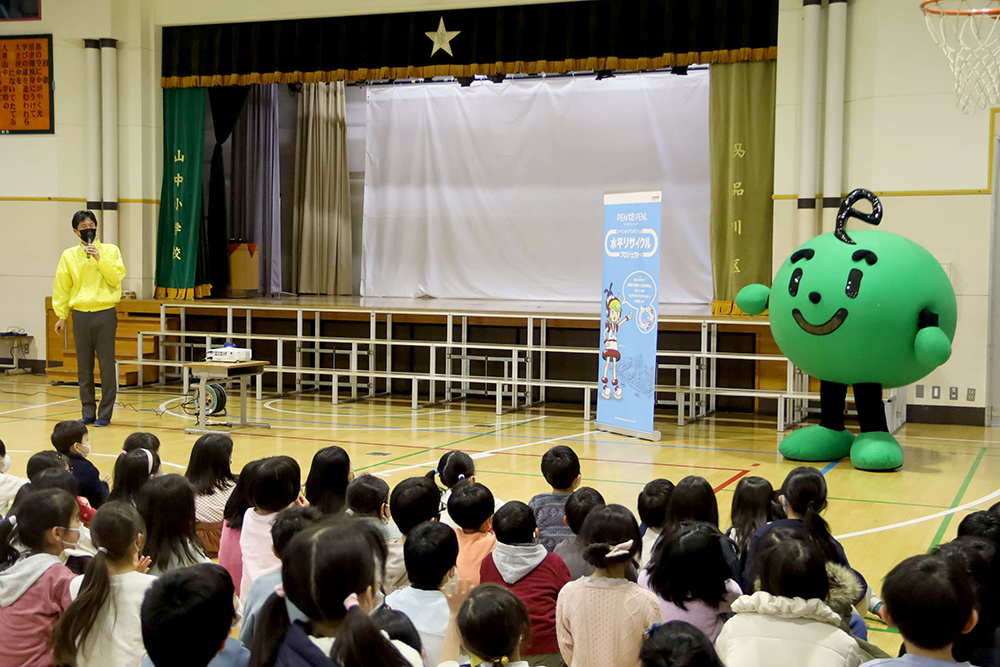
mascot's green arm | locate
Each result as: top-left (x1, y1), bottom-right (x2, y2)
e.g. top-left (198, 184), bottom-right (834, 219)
top-left (914, 309), bottom-right (952, 367)
top-left (735, 284), bottom-right (770, 316)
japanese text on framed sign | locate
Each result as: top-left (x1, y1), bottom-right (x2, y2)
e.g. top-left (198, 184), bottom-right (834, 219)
top-left (0, 34), bottom-right (53, 134)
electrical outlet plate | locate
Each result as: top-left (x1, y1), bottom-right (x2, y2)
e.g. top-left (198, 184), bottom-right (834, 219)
top-left (968, 388), bottom-right (976, 402)
top-left (915, 385), bottom-right (925, 398)
top-left (932, 386), bottom-right (941, 399)
top-left (950, 387), bottom-right (959, 400)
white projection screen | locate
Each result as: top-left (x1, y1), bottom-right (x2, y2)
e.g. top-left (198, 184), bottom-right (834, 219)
top-left (362, 70), bottom-right (712, 304)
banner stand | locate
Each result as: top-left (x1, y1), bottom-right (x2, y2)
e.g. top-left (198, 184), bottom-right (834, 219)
top-left (595, 191), bottom-right (663, 442)
top-left (596, 422), bottom-right (662, 442)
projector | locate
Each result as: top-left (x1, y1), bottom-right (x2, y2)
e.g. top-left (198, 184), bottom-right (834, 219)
top-left (206, 345), bottom-right (252, 363)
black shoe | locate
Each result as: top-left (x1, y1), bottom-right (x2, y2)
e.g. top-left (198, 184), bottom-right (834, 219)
top-left (78, 417), bottom-right (95, 425)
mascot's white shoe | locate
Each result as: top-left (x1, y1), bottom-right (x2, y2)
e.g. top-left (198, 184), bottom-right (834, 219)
top-left (613, 386), bottom-right (622, 400)
top-left (601, 385), bottom-right (611, 400)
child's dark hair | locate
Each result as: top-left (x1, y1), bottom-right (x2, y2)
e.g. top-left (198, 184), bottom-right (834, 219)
top-left (958, 510), bottom-right (1000, 546)
top-left (346, 474), bottom-right (390, 518)
top-left (0, 487), bottom-right (78, 565)
top-left (122, 431), bottom-right (161, 454)
top-left (755, 528), bottom-right (829, 600)
top-left (0, 438), bottom-right (5, 458)
top-left (404, 520), bottom-right (459, 590)
top-left (883, 553), bottom-right (975, 650)
top-left (666, 476), bottom-right (719, 533)
top-left (540, 445), bottom-right (580, 490)
top-left (27, 450), bottom-right (68, 480)
top-left (448, 482), bottom-right (494, 530)
top-left (389, 476), bottom-right (441, 535)
top-left (933, 536), bottom-right (999, 660)
top-left (640, 620), bottom-right (726, 667)
top-left (729, 475), bottom-right (783, 557)
top-left (141, 563), bottom-right (237, 667)
top-left (780, 466), bottom-right (839, 562)
top-left (32, 468), bottom-right (79, 495)
top-left (185, 434), bottom-right (236, 496)
top-left (108, 449), bottom-right (156, 506)
top-left (580, 503), bottom-right (643, 568)
top-left (271, 505), bottom-right (324, 559)
top-left (305, 445), bottom-right (351, 514)
top-left (137, 474), bottom-right (205, 572)
top-left (51, 420), bottom-right (88, 455)
top-left (638, 479), bottom-right (675, 531)
top-left (457, 583), bottom-right (531, 664)
top-left (372, 608), bottom-right (422, 654)
top-left (52, 501), bottom-right (146, 664)
top-left (493, 501), bottom-right (536, 544)
top-left (250, 456), bottom-right (301, 513)
top-left (249, 518), bottom-right (408, 667)
top-left (647, 522), bottom-right (730, 610)
top-left (223, 459), bottom-right (264, 530)
top-left (426, 450), bottom-right (475, 488)
top-left (565, 487), bottom-right (605, 535)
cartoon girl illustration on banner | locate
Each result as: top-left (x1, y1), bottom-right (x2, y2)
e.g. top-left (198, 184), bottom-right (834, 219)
top-left (601, 283), bottom-right (632, 400)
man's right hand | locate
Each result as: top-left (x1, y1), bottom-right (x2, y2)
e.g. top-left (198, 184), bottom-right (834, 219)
top-left (54, 319), bottom-right (65, 335)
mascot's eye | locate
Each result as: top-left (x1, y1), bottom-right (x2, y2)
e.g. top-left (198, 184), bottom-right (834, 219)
top-left (789, 268), bottom-right (803, 297)
top-left (846, 268), bottom-right (863, 298)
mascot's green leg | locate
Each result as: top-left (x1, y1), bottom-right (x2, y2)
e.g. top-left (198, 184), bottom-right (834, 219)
top-left (778, 425), bottom-right (855, 462)
top-left (850, 432), bottom-right (903, 472)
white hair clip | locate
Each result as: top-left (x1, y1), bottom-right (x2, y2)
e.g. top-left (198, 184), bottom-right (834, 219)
top-left (606, 539), bottom-right (633, 559)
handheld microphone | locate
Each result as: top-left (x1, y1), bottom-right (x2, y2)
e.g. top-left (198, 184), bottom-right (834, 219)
top-left (81, 228), bottom-right (97, 259)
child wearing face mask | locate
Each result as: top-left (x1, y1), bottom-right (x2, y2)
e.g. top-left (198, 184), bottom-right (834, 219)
top-left (0, 488), bottom-right (82, 667)
top-left (51, 421), bottom-right (108, 510)
top-left (0, 439), bottom-right (28, 515)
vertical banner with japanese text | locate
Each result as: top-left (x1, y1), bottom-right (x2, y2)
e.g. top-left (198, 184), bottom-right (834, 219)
top-left (596, 191), bottom-right (662, 441)
top-left (155, 87), bottom-right (208, 300)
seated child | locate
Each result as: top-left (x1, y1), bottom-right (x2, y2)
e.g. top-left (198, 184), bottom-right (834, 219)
top-left (714, 529), bottom-right (862, 667)
top-left (637, 479), bottom-right (673, 570)
top-left (640, 620), bottom-right (726, 667)
top-left (137, 475), bottom-right (211, 576)
top-left (0, 488), bottom-right (81, 667)
top-left (385, 476), bottom-right (443, 595)
top-left (449, 482), bottom-right (497, 585)
top-left (865, 552), bottom-right (979, 667)
top-left (0, 439), bottom-right (28, 514)
top-left (385, 520), bottom-right (459, 666)
top-left (530, 445), bottom-right (581, 551)
top-left (51, 421), bottom-right (108, 509)
top-left (553, 487), bottom-right (605, 580)
top-left (372, 608), bottom-right (424, 660)
top-left (239, 505), bottom-right (324, 647)
top-left (480, 500), bottom-right (571, 665)
top-left (438, 583), bottom-right (534, 667)
top-left (30, 468), bottom-right (97, 570)
top-left (639, 521), bottom-right (741, 642)
top-left (428, 451), bottom-right (504, 528)
top-left (218, 459), bottom-right (264, 590)
top-left (957, 511), bottom-right (1000, 546)
top-left (140, 563), bottom-right (251, 667)
top-left (122, 432), bottom-right (161, 457)
top-left (107, 448), bottom-right (157, 508)
top-left (932, 537), bottom-right (998, 665)
top-left (239, 455), bottom-right (301, 601)
top-left (346, 473), bottom-right (402, 541)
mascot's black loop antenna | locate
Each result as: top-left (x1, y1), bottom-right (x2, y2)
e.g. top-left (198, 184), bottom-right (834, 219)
top-left (835, 189), bottom-right (883, 245)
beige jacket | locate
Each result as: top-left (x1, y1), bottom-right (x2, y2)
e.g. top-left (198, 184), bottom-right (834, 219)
top-left (715, 592), bottom-right (864, 667)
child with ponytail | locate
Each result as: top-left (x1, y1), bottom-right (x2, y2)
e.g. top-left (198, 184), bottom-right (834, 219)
top-left (0, 487), bottom-right (81, 667)
top-left (556, 504), bottom-right (662, 667)
top-left (108, 447), bottom-right (157, 507)
top-left (51, 501), bottom-right (155, 667)
top-left (248, 516), bottom-right (420, 667)
top-left (428, 451), bottom-right (504, 528)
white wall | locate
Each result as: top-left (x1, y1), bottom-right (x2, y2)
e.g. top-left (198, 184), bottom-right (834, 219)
top-left (773, 0), bottom-right (994, 411)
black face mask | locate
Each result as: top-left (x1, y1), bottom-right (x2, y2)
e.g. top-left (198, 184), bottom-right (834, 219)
top-left (80, 228), bottom-right (97, 245)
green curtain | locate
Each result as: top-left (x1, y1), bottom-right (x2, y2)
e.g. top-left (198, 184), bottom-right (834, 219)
top-left (154, 87), bottom-right (210, 300)
top-left (709, 60), bottom-right (776, 315)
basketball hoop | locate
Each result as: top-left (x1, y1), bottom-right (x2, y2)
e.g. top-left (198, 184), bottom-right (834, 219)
top-left (922, 0), bottom-right (1000, 113)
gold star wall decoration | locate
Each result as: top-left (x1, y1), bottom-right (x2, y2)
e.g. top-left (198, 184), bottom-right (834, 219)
top-left (426, 17), bottom-right (460, 57)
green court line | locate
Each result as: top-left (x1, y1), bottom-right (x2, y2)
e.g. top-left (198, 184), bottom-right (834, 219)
top-left (354, 420), bottom-right (531, 472)
top-left (715, 488), bottom-right (948, 509)
top-left (865, 625), bottom-right (900, 635)
top-left (928, 447), bottom-right (986, 552)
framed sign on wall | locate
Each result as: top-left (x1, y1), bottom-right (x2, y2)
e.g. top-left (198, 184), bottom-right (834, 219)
top-left (0, 1), bottom-right (41, 21)
top-left (0, 34), bottom-right (53, 134)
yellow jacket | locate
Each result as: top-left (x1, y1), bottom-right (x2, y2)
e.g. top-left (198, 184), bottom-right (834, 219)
top-left (52, 241), bottom-right (126, 320)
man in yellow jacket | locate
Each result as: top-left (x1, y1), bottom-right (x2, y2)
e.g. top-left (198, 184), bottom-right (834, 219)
top-left (52, 211), bottom-right (127, 426)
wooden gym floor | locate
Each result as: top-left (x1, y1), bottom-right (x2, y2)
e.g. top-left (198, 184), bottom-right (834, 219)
top-left (2, 373), bottom-right (998, 654)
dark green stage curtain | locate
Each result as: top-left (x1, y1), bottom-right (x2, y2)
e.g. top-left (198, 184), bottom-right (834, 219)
top-left (154, 87), bottom-right (210, 300)
top-left (709, 60), bottom-right (776, 315)
top-left (162, 0), bottom-right (778, 87)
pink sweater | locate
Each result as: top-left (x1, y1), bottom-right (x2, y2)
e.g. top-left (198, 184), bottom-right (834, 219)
top-left (638, 571), bottom-right (741, 642)
top-left (0, 562), bottom-right (75, 667)
top-left (218, 522), bottom-right (243, 591)
top-left (556, 576), bottom-right (663, 667)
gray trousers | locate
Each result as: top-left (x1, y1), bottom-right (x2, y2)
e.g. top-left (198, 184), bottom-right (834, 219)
top-left (72, 308), bottom-right (117, 420)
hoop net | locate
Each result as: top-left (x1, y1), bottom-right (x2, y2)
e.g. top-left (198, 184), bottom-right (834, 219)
top-left (922, 0), bottom-right (1000, 114)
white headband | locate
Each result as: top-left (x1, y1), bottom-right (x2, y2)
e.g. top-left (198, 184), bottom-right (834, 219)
top-left (139, 448), bottom-right (154, 474)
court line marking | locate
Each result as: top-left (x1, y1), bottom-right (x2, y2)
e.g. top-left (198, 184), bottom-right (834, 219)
top-left (835, 487), bottom-right (1000, 540)
top-left (370, 431), bottom-right (591, 477)
top-left (0, 398), bottom-right (76, 416)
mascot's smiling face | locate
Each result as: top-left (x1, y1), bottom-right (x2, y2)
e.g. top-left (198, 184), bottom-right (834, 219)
top-left (768, 228), bottom-right (957, 388)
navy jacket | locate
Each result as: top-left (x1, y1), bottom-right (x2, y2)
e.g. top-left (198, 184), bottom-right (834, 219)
top-left (274, 622), bottom-right (343, 667)
top-left (67, 453), bottom-right (108, 509)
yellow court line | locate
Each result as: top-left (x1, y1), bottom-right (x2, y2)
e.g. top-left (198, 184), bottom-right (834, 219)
top-left (0, 197), bottom-right (160, 204)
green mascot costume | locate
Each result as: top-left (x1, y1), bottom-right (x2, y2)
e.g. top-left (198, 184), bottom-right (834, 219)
top-left (735, 189), bottom-right (957, 471)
